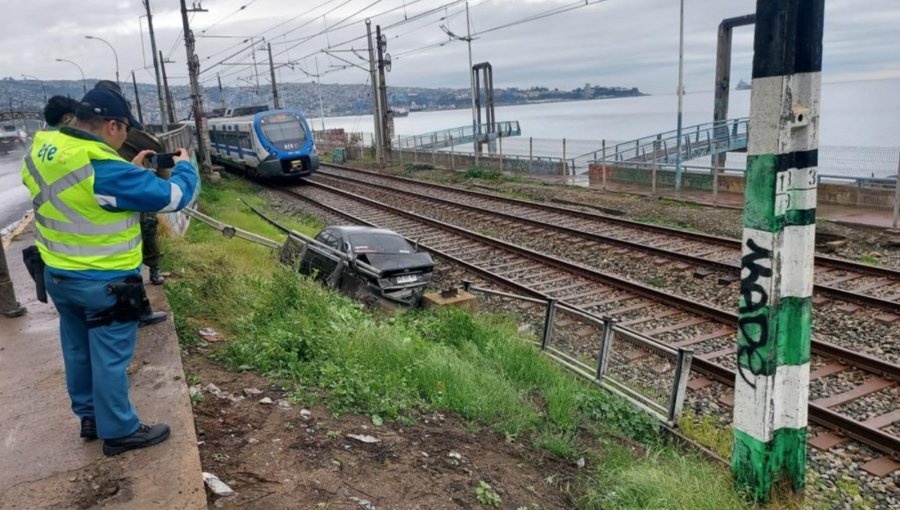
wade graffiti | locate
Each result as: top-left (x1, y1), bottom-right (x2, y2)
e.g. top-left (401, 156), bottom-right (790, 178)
top-left (737, 238), bottom-right (773, 388)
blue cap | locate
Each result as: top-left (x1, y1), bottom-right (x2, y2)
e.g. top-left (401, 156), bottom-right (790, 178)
top-left (79, 87), bottom-right (144, 131)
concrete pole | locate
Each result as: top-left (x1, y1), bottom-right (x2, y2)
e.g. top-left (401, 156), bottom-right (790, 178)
top-left (131, 71), bottom-right (144, 126)
top-left (602, 139), bottom-right (607, 190)
top-left (144, 0), bottom-right (168, 128)
top-left (267, 42), bottom-right (280, 109)
top-left (366, 20), bottom-right (384, 165)
top-left (731, 0), bottom-right (824, 502)
top-left (0, 243), bottom-right (26, 317)
top-left (159, 51), bottom-right (176, 124)
top-left (674, 0), bottom-right (685, 191)
top-left (450, 135), bottom-right (455, 170)
top-left (180, 0), bottom-right (212, 174)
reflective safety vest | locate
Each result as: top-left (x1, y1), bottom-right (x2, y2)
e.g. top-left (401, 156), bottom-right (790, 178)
top-left (21, 130), bottom-right (142, 272)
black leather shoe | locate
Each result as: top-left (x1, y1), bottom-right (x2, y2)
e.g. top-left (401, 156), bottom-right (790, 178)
top-left (80, 417), bottom-right (97, 441)
top-left (103, 423), bottom-right (171, 456)
top-left (139, 311), bottom-right (167, 328)
top-left (149, 267), bottom-right (165, 285)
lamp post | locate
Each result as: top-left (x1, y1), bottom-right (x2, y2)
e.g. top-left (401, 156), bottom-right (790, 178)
top-left (21, 74), bottom-right (46, 102)
top-left (56, 59), bottom-right (87, 94)
top-left (85, 35), bottom-right (119, 86)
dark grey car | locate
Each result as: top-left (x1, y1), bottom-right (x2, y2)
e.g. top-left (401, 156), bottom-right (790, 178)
top-left (294, 226), bottom-right (434, 307)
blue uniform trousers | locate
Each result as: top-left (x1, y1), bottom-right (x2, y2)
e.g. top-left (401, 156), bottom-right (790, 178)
top-left (44, 272), bottom-right (141, 439)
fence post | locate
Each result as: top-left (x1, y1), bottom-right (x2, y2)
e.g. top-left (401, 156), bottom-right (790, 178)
top-left (562, 138), bottom-right (567, 176)
top-left (667, 348), bottom-right (694, 425)
top-left (450, 135), bottom-right (455, 170)
top-left (499, 135), bottom-right (504, 173)
top-left (540, 298), bottom-right (557, 350)
top-left (601, 139), bottom-right (607, 190)
top-left (596, 316), bottom-right (617, 380)
top-left (529, 137), bottom-right (533, 174)
top-left (652, 160), bottom-right (658, 197)
top-left (432, 141), bottom-right (436, 168)
top-left (397, 136), bottom-right (403, 166)
top-left (893, 149), bottom-right (900, 228)
top-left (713, 145), bottom-right (720, 205)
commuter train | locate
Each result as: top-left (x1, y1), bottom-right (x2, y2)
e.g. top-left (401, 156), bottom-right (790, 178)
top-left (205, 107), bottom-right (319, 180)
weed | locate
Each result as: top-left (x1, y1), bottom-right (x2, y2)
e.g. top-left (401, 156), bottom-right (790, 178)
top-left (190, 392), bottom-right (204, 406)
top-left (475, 481), bottom-right (502, 507)
top-left (186, 373), bottom-right (201, 386)
top-left (645, 276), bottom-right (666, 288)
top-left (678, 410), bottom-right (732, 459)
top-left (211, 452), bottom-right (229, 463)
top-left (859, 253), bottom-right (880, 265)
top-left (534, 430), bottom-right (580, 460)
top-left (283, 422), bottom-right (295, 431)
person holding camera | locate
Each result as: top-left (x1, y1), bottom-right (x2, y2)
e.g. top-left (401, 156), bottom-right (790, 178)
top-left (20, 85), bottom-right (198, 456)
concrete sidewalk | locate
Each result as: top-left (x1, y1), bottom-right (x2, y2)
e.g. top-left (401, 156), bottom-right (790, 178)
top-left (0, 223), bottom-right (205, 509)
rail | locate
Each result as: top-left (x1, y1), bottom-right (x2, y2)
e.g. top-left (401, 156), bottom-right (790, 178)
top-left (157, 123), bottom-right (193, 153)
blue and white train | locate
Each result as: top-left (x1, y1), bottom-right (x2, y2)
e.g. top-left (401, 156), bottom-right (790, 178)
top-left (206, 108), bottom-right (319, 179)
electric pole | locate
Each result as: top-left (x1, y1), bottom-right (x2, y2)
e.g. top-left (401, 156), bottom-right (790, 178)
top-left (376, 25), bottom-right (392, 163)
top-left (466, 2), bottom-right (478, 164)
top-left (731, 0), bottom-right (824, 503)
top-left (217, 73), bottom-right (225, 109)
top-left (180, 0), bottom-right (212, 174)
top-left (366, 20), bottom-right (384, 165)
top-left (267, 42), bottom-right (280, 109)
top-left (144, 0), bottom-right (168, 128)
top-left (131, 71), bottom-right (144, 126)
top-left (674, 0), bottom-right (685, 192)
top-left (159, 51), bottom-right (176, 123)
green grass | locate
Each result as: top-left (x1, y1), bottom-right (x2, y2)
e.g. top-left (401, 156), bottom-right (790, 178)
top-left (633, 215), bottom-right (700, 233)
top-left (163, 177), bottom-right (763, 510)
top-left (858, 253), bottom-right (880, 265)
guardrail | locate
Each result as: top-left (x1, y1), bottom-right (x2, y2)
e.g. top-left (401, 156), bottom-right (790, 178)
top-left (394, 121), bottom-right (522, 151)
top-left (157, 123), bottom-right (193, 153)
top-left (461, 281), bottom-right (693, 426)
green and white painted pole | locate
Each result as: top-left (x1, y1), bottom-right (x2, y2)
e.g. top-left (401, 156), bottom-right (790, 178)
top-left (732, 0), bottom-right (824, 503)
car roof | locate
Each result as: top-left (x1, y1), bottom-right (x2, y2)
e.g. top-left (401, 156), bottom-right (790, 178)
top-left (325, 226), bottom-right (403, 237)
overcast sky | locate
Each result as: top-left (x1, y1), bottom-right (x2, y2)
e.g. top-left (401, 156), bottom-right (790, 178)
top-left (2, 0), bottom-right (898, 95)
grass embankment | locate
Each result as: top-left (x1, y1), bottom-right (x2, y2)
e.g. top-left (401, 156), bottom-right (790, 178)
top-left (163, 176), bottom-right (756, 509)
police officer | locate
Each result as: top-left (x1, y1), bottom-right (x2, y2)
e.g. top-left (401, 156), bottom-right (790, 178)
top-left (21, 85), bottom-right (199, 456)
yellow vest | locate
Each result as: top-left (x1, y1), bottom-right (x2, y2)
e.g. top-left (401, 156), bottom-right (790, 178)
top-left (21, 130), bottom-right (142, 272)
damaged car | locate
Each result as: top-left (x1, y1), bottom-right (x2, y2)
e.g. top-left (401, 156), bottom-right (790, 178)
top-left (283, 225), bottom-right (434, 308)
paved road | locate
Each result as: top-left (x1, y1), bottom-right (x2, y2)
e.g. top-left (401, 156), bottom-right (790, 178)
top-left (0, 148), bottom-right (30, 233)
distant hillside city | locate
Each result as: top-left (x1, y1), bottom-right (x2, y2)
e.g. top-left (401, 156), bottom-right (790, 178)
top-left (2, 76), bottom-right (643, 124)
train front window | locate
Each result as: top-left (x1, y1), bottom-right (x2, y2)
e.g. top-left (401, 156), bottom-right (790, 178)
top-left (260, 113), bottom-right (307, 151)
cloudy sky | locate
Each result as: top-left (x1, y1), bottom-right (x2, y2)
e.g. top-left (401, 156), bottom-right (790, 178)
top-left (2, 0), bottom-right (898, 95)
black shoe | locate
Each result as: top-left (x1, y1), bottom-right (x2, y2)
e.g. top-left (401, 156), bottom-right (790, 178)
top-left (80, 417), bottom-right (97, 441)
top-left (149, 267), bottom-right (165, 285)
top-left (102, 423), bottom-right (171, 456)
top-left (139, 311), bottom-right (167, 328)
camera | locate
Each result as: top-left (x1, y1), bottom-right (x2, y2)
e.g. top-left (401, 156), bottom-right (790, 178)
top-left (149, 152), bottom-right (177, 169)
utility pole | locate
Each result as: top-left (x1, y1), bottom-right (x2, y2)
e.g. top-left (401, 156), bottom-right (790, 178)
top-left (217, 73), bottom-right (225, 109)
top-left (376, 25), bottom-right (391, 163)
top-left (131, 71), bottom-right (144, 126)
top-left (0, 243), bottom-right (26, 318)
top-left (366, 20), bottom-right (384, 165)
top-left (144, 0), bottom-right (168, 128)
top-left (466, 2), bottom-right (478, 165)
top-left (159, 51), bottom-right (176, 123)
top-left (180, 0), bottom-right (212, 174)
top-left (731, 0), bottom-right (824, 503)
top-left (251, 37), bottom-right (261, 93)
top-left (267, 42), bottom-right (280, 109)
top-left (314, 58), bottom-right (325, 131)
top-left (674, 0), bottom-right (685, 191)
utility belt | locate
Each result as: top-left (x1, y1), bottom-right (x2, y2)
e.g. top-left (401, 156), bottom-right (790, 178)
top-left (87, 275), bottom-right (149, 329)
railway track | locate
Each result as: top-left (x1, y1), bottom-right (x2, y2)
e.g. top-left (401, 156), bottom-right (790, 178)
top-left (272, 177), bottom-right (899, 470)
top-left (314, 164), bottom-right (900, 315)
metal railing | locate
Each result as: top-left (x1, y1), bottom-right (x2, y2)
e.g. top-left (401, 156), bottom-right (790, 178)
top-left (394, 121), bottom-right (522, 151)
top-left (158, 123), bottom-right (193, 152)
top-left (461, 281), bottom-right (693, 426)
top-left (573, 118), bottom-right (749, 171)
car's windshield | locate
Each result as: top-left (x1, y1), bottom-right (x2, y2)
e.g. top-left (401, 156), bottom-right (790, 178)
top-left (2, 125), bottom-right (16, 132)
top-left (349, 234), bottom-right (412, 254)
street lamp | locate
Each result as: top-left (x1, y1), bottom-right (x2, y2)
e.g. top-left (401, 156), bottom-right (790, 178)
top-left (21, 74), bottom-right (46, 102)
top-left (56, 58), bottom-right (87, 94)
top-left (85, 35), bottom-right (120, 86)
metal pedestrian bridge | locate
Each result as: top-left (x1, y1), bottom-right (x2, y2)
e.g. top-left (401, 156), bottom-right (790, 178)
top-left (393, 121), bottom-right (521, 151)
top-left (573, 118), bottom-right (750, 171)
